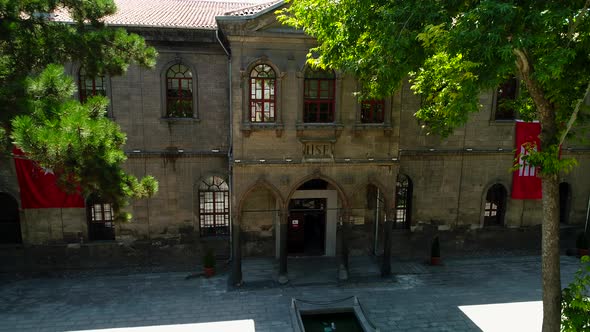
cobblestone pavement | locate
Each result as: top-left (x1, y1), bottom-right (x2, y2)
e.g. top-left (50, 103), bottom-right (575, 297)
top-left (0, 255), bottom-right (584, 332)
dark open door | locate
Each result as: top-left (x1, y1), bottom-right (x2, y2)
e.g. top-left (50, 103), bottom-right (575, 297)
top-left (0, 193), bottom-right (22, 244)
top-left (288, 212), bottom-right (305, 254)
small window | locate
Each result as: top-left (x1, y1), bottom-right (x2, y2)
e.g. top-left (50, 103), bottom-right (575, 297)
top-left (86, 195), bottom-right (115, 241)
top-left (166, 64), bottom-right (193, 118)
top-left (494, 77), bottom-right (518, 120)
top-left (79, 68), bottom-right (106, 103)
top-left (199, 176), bottom-right (229, 237)
top-left (361, 99), bottom-right (385, 123)
top-left (304, 68), bottom-right (335, 123)
top-left (250, 64), bottom-right (276, 122)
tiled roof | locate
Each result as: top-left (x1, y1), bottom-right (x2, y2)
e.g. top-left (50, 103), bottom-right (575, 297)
top-left (52, 0), bottom-right (278, 30)
top-left (223, 0), bottom-right (282, 17)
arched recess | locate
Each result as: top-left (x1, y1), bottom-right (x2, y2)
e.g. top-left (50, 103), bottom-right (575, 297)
top-left (237, 179), bottom-right (284, 257)
top-left (0, 192), bottom-right (22, 244)
top-left (394, 174), bottom-right (413, 229)
top-left (287, 173), bottom-right (350, 213)
top-left (482, 183), bottom-right (508, 227)
top-left (559, 182), bottom-right (572, 224)
top-left (286, 173), bottom-right (350, 257)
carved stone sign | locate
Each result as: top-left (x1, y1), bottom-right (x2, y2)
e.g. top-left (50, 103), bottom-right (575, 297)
top-left (301, 140), bottom-right (335, 162)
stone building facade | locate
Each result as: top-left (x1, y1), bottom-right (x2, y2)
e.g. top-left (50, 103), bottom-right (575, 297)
top-left (1, 1), bottom-right (588, 279)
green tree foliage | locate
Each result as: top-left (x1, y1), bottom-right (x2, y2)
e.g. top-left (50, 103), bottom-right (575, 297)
top-left (0, 0), bottom-right (158, 220)
top-left (280, 1), bottom-right (590, 331)
top-left (561, 256), bottom-right (590, 331)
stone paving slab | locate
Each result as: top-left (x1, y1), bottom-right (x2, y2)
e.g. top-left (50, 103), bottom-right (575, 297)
top-left (0, 255), bottom-right (584, 332)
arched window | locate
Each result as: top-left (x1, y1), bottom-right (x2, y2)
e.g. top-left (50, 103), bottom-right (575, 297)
top-left (86, 194), bottom-right (115, 241)
top-left (250, 64), bottom-right (276, 122)
top-left (394, 174), bottom-right (412, 229)
top-left (199, 176), bottom-right (229, 237)
top-left (78, 68), bottom-right (106, 103)
top-left (484, 184), bottom-right (507, 226)
top-left (166, 64), bottom-right (193, 118)
top-left (304, 67), bottom-right (335, 123)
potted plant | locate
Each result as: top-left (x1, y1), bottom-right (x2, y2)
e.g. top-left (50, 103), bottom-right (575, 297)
top-left (203, 249), bottom-right (216, 278)
top-left (430, 236), bottom-right (441, 265)
top-left (576, 232), bottom-right (589, 258)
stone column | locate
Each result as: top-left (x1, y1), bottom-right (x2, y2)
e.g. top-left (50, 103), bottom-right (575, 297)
top-left (230, 215), bottom-right (242, 286)
top-left (381, 218), bottom-right (392, 277)
top-left (278, 210), bottom-right (289, 284)
top-left (337, 212), bottom-right (350, 281)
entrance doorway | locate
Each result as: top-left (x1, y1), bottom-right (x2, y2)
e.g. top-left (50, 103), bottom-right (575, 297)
top-left (288, 198), bottom-right (326, 256)
top-left (0, 193), bottom-right (22, 244)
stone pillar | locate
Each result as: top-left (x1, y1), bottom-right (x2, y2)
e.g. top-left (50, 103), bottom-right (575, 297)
top-left (230, 215), bottom-right (242, 286)
top-left (278, 210), bottom-right (289, 284)
top-left (337, 213), bottom-right (350, 281)
top-left (381, 218), bottom-right (392, 277)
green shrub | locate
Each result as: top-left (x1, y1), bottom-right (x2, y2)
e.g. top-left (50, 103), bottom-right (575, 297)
top-left (561, 256), bottom-right (590, 331)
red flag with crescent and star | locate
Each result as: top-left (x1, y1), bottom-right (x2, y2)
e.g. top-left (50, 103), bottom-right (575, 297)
top-left (12, 147), bottom-right (84, 208)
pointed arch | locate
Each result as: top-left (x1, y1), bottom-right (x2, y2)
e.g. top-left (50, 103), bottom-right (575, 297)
top-left (237, 178), bottom-right (285, 216)
top-left (481, 182), bottom-right (508, 227)
top-left (287, 173), bottom-right (350, 212)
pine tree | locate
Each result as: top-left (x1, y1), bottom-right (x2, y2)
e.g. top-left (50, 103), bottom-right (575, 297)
top-left (1, 0), bottom-right (159, 220)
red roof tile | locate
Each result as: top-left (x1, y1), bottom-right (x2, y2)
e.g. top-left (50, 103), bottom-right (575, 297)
top-left (52, 0), bottom-right (279, 30)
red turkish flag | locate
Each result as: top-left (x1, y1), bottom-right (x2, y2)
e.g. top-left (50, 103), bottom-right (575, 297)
top-left (12, 148), bottom-right (84, 208)
top-left (512, 121), bottom-right (542, 199)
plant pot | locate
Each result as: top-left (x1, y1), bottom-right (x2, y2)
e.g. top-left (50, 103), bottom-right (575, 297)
top-left (430, 256), bottom-right (441, 266)
top-left (578, 248), bottom-right (589, 258)
top-left (204, 267), bottom-right (215, 278)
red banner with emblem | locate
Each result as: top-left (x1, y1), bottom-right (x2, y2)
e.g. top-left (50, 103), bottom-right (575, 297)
top-left (512, 121), bottom-right (542, 199)
top-left (13, 148), bottom-right (84, 208)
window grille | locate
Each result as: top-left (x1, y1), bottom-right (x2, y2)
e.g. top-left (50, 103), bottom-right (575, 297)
top-left (199, 176), bottom-right (230, 237)
top-left (79, 68), bottom-right (106, 103)
top-left (166, 64), bottom-right (193, 118)
top-left (250, 64), bottom-right (276, 122)
top-left (304, 68), bottom-right (335, 123)
top-left (87, 196), bottom-right (115, 241)
top-left (361, 99), bottom-right (385, 123)
top-left (394, 174), bottom-right (412, 229)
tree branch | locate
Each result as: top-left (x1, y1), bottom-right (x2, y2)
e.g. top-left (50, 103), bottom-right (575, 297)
top-left (567, 0), bottom-right (590, 47)
top-left (559, 81), bottom-right (590, 145)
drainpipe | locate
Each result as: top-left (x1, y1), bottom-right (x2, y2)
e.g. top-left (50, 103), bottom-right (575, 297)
top-left (216, 29), bottom-right (233, 260)
top-left (374, 188), bottom-right (380, 256)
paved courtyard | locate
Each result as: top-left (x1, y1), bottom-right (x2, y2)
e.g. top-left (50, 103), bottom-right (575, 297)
top-left (0, 254), bottom-right (584, 332)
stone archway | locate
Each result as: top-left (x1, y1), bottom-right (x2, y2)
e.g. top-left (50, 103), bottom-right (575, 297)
top-left (238, 182), bottom-right (284, 258)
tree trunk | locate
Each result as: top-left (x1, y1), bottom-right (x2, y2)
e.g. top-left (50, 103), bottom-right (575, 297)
top-left (541, 175), bottom-right (561, 332)
top-left (514, 48), bottom-right (562, 331)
